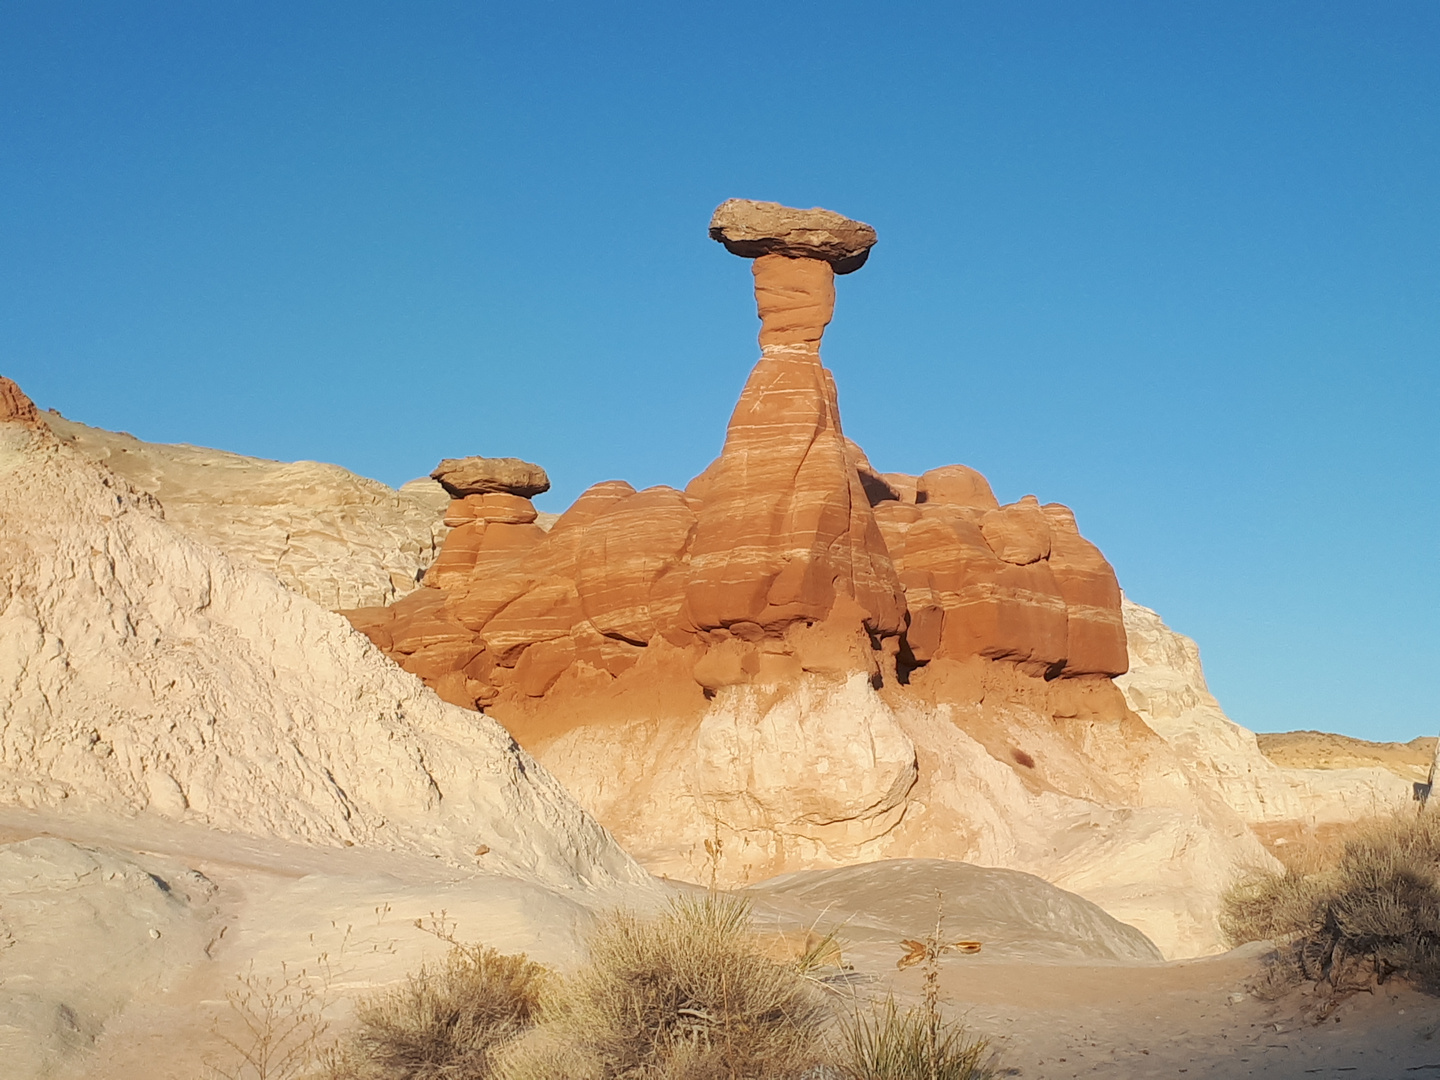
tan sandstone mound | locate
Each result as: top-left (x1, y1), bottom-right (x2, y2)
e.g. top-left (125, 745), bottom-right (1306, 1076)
top-left (46, 414), bottom-right (450, 610)
top-left (0, 386), bottom-right (646, 891)
top-left (1256, 729), bottom-right (1435, 780)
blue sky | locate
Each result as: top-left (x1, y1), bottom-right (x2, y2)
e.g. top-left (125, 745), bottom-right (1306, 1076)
top-left (3, 2), bottom-right (1436, 741)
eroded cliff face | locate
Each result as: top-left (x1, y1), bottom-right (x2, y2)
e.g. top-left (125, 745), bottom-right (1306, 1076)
top-left (0, 376), bottom-right (646, 892)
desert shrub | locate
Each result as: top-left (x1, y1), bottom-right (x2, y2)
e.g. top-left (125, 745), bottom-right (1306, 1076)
top-left (330, 943), bottom-right (549, 1080)
top-left (1222, 811), bottom-right (1440, 992)
top-left (833, 997), bottom-right (991, 1080)
top-left (497, 894), bottom-right (826, 1080)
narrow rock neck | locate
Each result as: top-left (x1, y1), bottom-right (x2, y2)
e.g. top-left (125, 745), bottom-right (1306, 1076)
top-left (752, 253), bottom-right (835, 352)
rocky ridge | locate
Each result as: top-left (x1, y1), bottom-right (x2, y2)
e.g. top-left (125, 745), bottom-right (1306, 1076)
top-left (346, 201), bottom-right (1129, 717)
top-left (45, 414), bottom-right (450, 611)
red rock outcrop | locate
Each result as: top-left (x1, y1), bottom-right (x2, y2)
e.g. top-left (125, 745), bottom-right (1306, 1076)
top-left (343, 200), bottom-right (1127, 726)
top-left (0, 377), bottom-right (44, 428)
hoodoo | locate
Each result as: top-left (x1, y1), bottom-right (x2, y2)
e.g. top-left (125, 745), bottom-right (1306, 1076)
top-left (6, 205), bottom-right (1400, 964)
top-left (339, 201), bottom-right (1277, 957)
top-left (346, 199), bottom-right (1127, 708)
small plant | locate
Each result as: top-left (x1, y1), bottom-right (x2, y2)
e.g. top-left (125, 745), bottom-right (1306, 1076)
top-left (832, 892), bottom-right (990, 1080)
top-left (498, 893), bottom-right (826, 1080)
top-left (205, 959), bottom-right (336, 1080)
top-left (835, 997), bottom-right (991, 1080)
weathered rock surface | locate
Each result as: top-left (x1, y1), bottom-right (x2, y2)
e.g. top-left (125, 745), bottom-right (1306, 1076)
top-left (0, 837), bottom-right (214, 1077)
top-left (432, 455), bottom-right (550, 498)
top-left (0, 408), bottom-right (646, 890)
top-left (46, 415), bottom-right (449, 611)
top-left (751, 252), bottom-right (836, 347)
top-left (1116, 599), bottom-right (1410, 827)
top-left (709, 198), bottom-right (878, 273)
top-left (531, 666), bottom-right (1271, 958)
top-left (0, 376), bottom-right (43, 427)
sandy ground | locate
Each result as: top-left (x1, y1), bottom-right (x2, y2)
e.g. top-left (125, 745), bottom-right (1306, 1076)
top-left (3, 810), bottom-right (1437, 1080)
top-left (747, 862), bottom-right (1440, 1079)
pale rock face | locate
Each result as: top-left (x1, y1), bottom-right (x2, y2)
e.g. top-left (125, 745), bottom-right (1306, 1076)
top-left (0, 838), bottom-right (214, 1076)
top-left (0, 419), bottom-right (647, 891)
top-left (692, 674), bottom-right (918, 848)
top-left (47, 415), bottom-right (449, 611)
top-left (1116, 598), bottom-right (1410, 825)
top-left (532, 666), bottom-right (1270, 959)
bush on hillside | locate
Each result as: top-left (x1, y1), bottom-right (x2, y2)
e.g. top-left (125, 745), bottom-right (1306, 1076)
top-left (1222, 811), bottom-right (1440, 993)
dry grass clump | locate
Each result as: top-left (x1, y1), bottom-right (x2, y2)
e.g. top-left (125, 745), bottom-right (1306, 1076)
top-left (1223, 811), bottom-right (1440, 994)
top-left (834, 997), bottom-right (990, 1080)
top-left (327, 944), bottom-right (548, 1079)
top-left (498, 894), bottom-right (826, 1080)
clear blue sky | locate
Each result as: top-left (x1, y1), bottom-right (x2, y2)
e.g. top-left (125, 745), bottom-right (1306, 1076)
top-left (3, 2), bottom-right (1436, 741)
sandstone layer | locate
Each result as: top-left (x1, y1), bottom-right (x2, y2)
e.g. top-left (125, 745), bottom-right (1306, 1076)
top-left (47, 414), bottom-right (449, 610)
top-left (349, 201), bottom-right (1129, 718)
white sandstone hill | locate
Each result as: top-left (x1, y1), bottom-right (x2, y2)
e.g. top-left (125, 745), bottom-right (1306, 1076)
top-left (1116, 599), bottom-right (1412, 829)
top-left (46, 413), bottom-right (450, 611)
top-left (0, 409), bottom-right (644, 891)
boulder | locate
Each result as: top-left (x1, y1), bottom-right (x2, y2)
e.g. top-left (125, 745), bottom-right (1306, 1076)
top-left (431, 456), bottom-right (550, 498)
top-left (709, 198), bottom-right (878, 273)
top-left (916, 464), bottom-right (999, 511)
top-left (980, 495), bottom-right (1053, 566)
